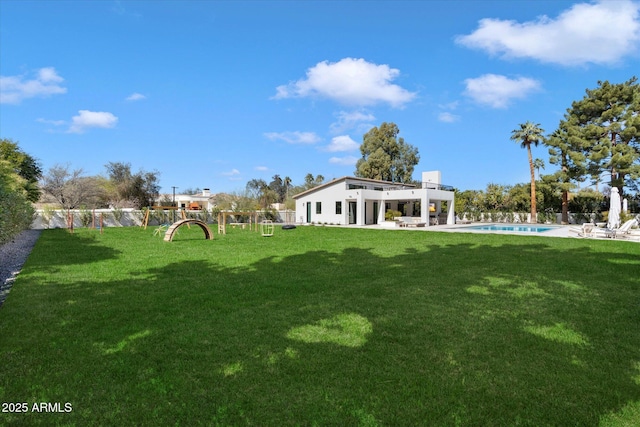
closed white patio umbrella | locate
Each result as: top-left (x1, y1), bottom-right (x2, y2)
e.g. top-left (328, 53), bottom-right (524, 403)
top-left (608, 187), bottom-right (621, 229)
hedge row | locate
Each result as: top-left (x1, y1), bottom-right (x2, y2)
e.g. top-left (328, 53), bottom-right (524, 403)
top-left (0, 186), bottom-right (35, 245)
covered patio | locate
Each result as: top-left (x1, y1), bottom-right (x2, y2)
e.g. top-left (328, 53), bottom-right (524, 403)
top-left (349, 185), bottom-right (455, 226)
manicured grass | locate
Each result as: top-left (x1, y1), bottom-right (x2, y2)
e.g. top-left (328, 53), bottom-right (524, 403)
top-left (1, 226), bottom-right (639, 426)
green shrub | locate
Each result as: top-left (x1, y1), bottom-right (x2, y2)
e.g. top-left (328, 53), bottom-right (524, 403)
top-left (385, 210), bottom-right (402, 221)
top-left (112, 207), bottom-right (124, 224)
top-left (0, 186), bottom-right (34, 244)
top-left (79, 207), bottom-right (93, 227)
top-left (41, 205), bottom-right (56, 229)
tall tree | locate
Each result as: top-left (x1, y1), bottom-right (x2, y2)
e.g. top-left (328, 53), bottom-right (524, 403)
top-left (40, 164), bottom-right (103, 209)
top-left (246, 178), bottom-right (268, 200)
top-left (355, 122), bottom-right (419, 183)
top-left (0, 138), bottom-right (42, 202)
top-left (245, 178), bottom-right (279, 209)
top-left (511, 121), bottom-right (545, 223)
top-left (269, 174), bottom-right (285, 202)
top-left (545, 119), bottom-right (588, 224)
top-left (283, 176), bottom-right (292, 200)
top-left (104, 162), bottom-right (160, 208)
top-left (303, 173), bottom-right (325, 190)
top-left (565, 77), bottom-right (640, 195)
top-left (533, 158), bottom-right (545, 180)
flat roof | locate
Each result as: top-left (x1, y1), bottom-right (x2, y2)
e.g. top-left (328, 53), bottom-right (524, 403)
top-left (292, 176), bottom-right (417, 199)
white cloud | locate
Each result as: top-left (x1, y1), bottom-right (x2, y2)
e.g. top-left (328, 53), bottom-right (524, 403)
top-left (329, 156), bottom-right (359, 166)
top-left (325, 135), bottom-right (359, 152)
top-left (438, 101), bottom-right (459, 110)
top-left (273, 58), bottom-right (416, 107)
top-left (36, 118), bottom-right (66, 126)
top-left (126, 92), bottom-right (146, 101)
top-left (264, 131), bottom-right (321, 144)
top-left (68, 110), bottom-right (118, 133)
top-left (330, 110), bottom-right (376, 134)
top-left (456, 0), bottom-right (640, 66)
top-left (463, 74), bottom-right (541, 108)
top-left (254, 166), bottom-right (269, 171)
top-left (38, 67), bottom-right (64, 83)
top-left (221, 168), bottom-right (240, 176)
top-left (0, 67), bottom-right (67, 104)
top-left (112, 0), bottom-right (142, 18)
top-left (438, 112), bottom-right (460, 123)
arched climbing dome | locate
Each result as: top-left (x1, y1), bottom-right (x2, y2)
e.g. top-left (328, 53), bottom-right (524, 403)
top-left (163, 219), bottom-right (214, 242)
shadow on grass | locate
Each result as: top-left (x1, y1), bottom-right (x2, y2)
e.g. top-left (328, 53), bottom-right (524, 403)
top-left (22, 228), bottom-right (122, 272)
top-left (1, 230), bottom-right (639, 426)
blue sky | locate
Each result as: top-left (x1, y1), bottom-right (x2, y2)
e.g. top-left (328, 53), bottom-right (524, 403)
top-left (1, 0), bottom-right (639, 195)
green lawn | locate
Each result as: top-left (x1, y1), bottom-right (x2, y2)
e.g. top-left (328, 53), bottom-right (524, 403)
top-left (1, 226), bottom-right (639, 426)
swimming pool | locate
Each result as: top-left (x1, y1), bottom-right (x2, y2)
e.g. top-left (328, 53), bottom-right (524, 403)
top-left (463, 224), bottom-right (554, 233)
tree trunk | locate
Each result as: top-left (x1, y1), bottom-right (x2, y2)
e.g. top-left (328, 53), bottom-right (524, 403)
top-left (561, 157), bottom-right (569, 224)
top-left (527, 144), bottom-right (537, 223)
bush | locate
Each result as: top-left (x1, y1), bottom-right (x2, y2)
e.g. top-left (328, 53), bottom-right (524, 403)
top-left (0, 186), bottom-right (35, 244)
top-left (261, 209), bottom-right (278, 222)
top-left (385, 210), bottom-right (402, 221)
top-left (112, 207), bottom-right (124, 224)
top-left (79, 207), bottom-right (93, 227)
top-left (41, 205), bottom-right (56, 229)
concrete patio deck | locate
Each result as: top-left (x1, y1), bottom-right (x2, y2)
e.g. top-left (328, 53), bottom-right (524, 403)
top-left (342, 222), bottom-right (640, 241)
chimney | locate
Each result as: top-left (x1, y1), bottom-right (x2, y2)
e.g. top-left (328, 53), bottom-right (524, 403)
top-left (202, 188), bottom-right (211, 197)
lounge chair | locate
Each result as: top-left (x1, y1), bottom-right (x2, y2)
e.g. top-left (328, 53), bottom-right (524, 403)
top-left (398, 217), bottom-right (426, 227)
top-left (569, 223), bottom-right (595, 238)
top-left (456, 215), bottom-right (472, 224)
top-left (569, 219), bottom-right (638, 239)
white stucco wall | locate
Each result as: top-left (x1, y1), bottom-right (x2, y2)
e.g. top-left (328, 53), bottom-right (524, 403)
top-left (295, 186), bottom-right (349, 225)
top-left (294, 178), bottom-right (455, 226)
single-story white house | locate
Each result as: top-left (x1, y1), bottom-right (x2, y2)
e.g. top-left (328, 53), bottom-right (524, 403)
top-left (293, 171), bottom-right (455, 226)
top-left (156, 188), bottom-right (215, 210)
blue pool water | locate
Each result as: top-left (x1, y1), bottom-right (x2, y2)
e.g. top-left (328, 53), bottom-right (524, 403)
top-left (464, 224), bottom-right (554, 233)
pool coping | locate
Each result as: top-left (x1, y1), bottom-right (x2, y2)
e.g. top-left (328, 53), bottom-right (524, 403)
top-left (322, 222), bottom-right (639, 240)
top-left (437, 223), bottom-right (569, 237)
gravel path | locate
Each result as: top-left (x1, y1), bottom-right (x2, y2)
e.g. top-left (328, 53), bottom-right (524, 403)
top-left (0, 229), bottom-right (42, 307)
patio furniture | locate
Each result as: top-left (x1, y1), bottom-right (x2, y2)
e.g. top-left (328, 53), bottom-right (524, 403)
top-left (570, 219), bottom-right (637, 239)
top-left (581, 223), bottom-right (594, 237)
top-left (456, 215), bottom-right (472, 224)
top-left (614, 219), bottom-right (637, 236)
top-left (398, 217), bottom-right (426, 227)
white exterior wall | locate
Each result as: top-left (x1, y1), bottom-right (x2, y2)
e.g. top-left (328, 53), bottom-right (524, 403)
top-left (294, 174), bottom-right (455, 226)
top-left (422, 171), bottom-right (441, 188)
top-left (158, 193), bottom-right (213, 210)
top-left (295, 184), bottom-right (350, 225)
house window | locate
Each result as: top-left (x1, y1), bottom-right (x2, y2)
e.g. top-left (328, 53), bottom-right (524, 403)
top-left (336, 201), bottom-right (342, 215)
top-left (316, 202), bottom-right (322, 214)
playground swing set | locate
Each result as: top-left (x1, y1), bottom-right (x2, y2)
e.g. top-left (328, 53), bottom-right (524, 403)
top-left (217, 211), bottom-right (279, 237)
top-left (141, 206), bottom-right (187, 230)
top-left (66, 209), bottom-right (104, 234)
top-left (63, 206), bottom-right (292, 240)
top-left (140, 206), bottom-right (211, 242)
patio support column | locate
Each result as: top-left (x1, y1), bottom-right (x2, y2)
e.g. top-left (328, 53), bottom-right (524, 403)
top-left (343, 199), bottom-right (348, 226)
top-left (421, 191), bottom-right (430, 227)
top-left (378, 198), bottom-right (386, 224)
top-left (357, 192), bottom-right (365, 226)
top-left (447, 193), bottom-right (456, 225)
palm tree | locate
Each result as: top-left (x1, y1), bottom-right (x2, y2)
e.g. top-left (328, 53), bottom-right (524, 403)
top-left (533, 158), bottom-right (545, 180)
top-left (283, 176), bottom-right (292, 200)
top-left (511, 122), bottom-right (545, 223)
